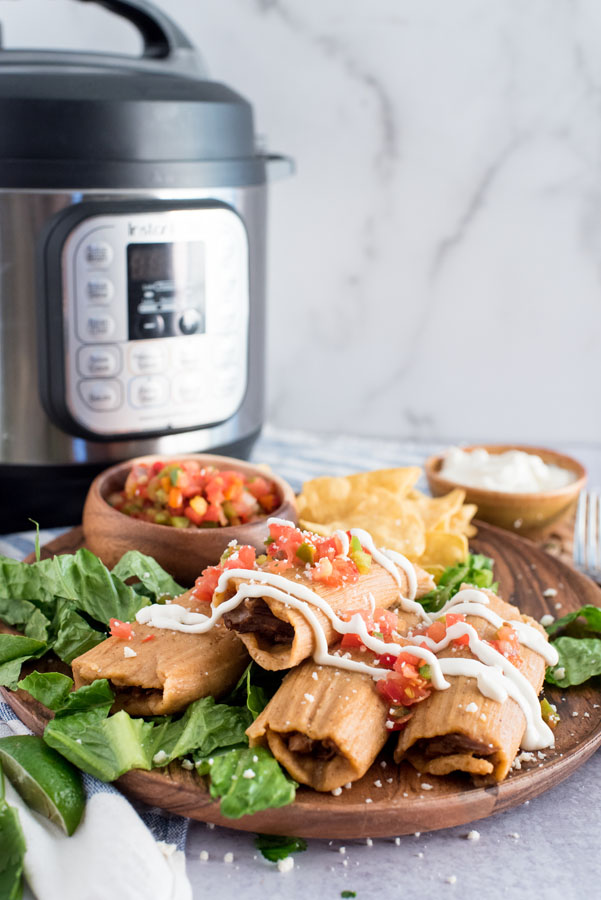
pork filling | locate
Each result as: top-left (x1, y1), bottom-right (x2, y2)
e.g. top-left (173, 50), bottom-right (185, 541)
top-left (285, 731), bottom-right (339, 761)
top-left (222, 598), bottom-right (295, 643)
top-left (414, 732), bottom-right (493, 758)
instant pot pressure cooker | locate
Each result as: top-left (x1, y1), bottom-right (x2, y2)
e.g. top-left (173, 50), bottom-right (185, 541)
top-left (0, 0), bottom-right (292, 530)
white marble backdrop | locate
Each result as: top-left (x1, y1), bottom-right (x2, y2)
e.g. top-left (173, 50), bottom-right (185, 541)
top-left (3, 0), bottom-right (601, 444)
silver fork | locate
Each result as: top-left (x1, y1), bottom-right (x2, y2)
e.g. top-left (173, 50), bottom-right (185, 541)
top-left (573, 490), bottom-right (601, 581)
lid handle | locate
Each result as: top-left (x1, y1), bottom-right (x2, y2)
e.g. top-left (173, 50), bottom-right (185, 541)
top-left (77, 0), bottom-right (194, 59)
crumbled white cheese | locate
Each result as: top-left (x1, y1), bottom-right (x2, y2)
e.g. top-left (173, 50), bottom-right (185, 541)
top-left (394, 837), bottom-right (401, 846)
top-left (539, 614), bottom-right (555, 626)
top-left (414, 832), bottom-right (421, 837)
top-left (344, 782), bottom-right (352, 789)
top-left (572, 711), bottom-right (579, 717)
top-left (446, 875), bottom-right (457, 884)
top-left (421, 783), bottom-right (433, 791)
top-left (157, 842), bottom-right (176, 858)
top-left (331, 787), bottom-right (342, 796)
top-left (311, 672), bottom-right (318, 681)
top-left (374, 779), bottom-right (382, 788)
top-left (303, 693), bottom-right (315, 703)
top-left (465, 702), bottom-right (478, 713)
top-left (339, 847), bottom-right (346, 855)
top-left (152, 750), bottom-right (168, 766)
top-left (467, 830), bottom-right (480, 841)
top-left (224, 852), bottom-right (234, 864)
top-left (554, 667), bottom-right (566, 680)
top-left (543, 588), bottom-right (558, 598)
top-left (180, 759), bottom-right (194, 770)
top-left (511, 751), bottom-right (536, 770)
top-left (508, 833), bottom-right (520, 840)
top-left (199, 850), bottom-right (209, 862)
top-left (277, 857), bottom-right (294, 873)
top-left (366, 838), bottom-right (373, 846)
top-left (123, 646), bottom-right (137, 658)
top-left (479, 713), bottom-right (487, 721)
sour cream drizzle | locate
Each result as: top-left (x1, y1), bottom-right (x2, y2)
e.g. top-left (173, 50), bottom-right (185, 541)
top-left (136, 523), bottom-right (558, 750)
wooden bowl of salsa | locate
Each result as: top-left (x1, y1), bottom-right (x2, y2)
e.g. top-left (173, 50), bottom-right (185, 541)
top-left (82, 454), bottom-right (298, 586)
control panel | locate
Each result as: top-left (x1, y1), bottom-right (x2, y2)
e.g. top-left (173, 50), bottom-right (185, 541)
top-left (59, 207), bottom-right (249, 437)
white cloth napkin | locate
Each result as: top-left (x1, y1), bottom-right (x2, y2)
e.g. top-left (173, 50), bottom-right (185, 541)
top-left (1, 702), bottom-right (192, 900)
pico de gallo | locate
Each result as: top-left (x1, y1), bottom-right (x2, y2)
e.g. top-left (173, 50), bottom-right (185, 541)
top-left (191, 521), bottom-right (374, 604)
top-left (108, 460), bottom-right (280, 528)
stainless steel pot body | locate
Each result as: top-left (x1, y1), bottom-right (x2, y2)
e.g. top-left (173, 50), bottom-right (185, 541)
top-left (0, 184), bottom-right (266, 467)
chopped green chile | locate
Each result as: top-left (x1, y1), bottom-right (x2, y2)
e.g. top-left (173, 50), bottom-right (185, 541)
top-left (540, 698), bottom-right (560, 728)
top-left (419, 664), bottom-right (432, 680)
top-left (295, 542), bottom-right (315, 565)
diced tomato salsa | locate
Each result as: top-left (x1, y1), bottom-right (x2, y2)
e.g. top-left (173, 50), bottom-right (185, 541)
top-left (191, 522), bottom-right (374, 603)
top-left (108, 460), bottom-right (279, 529)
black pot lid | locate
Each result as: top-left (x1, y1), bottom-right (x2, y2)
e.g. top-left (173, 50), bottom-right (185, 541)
top-left (0, 0), bottom-right (292, 189)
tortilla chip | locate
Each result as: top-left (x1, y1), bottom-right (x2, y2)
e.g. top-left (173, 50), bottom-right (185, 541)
top-left (297, 467), bottom-right (477, 570)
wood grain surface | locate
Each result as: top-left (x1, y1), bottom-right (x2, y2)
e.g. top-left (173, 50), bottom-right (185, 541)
top-left (2, 522), bottom-right (601, 839)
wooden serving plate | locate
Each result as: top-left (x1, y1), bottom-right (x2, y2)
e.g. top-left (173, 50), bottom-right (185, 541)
top-left (2, 522), bottom-right (601, 839)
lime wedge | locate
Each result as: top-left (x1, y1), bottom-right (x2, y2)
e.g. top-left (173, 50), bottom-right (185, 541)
top-left (0, 736), bottom-right (85, 836)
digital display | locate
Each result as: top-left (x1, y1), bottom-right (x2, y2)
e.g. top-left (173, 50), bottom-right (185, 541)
top-left (128, 244), bottom-right (176, 282)
top-left (127, 241), bottom-right (206, 340)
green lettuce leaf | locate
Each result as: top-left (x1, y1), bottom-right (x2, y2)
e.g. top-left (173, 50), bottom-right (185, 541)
top-left (44, 708), bottom-right (154, 781)
top-left (227, 662), bottom-right (281, 720)
top-left (204, 747), bottom-right (296, 819)
top-left (254, 833), bottom-right (307, 862)
top-left (419, 553), bottom-right (498, 613)
top-left (150, 697), bottom-right (252, 764)
top-left (55, 679), bottom-right (114, 718)
top-left (50, 601), bottom-right (106, 665)
top-left (545, 605), bottom-right (601, 637)
top-left (111, 552), bottom-right (183, 602)
top-left (0, 556), bottom-right (57, 605)
top-left (545, 637), bottom-right (601, 687)
top-left (49, 550), bottom-right (148, 625)
top-left (0, 635), bottom-right (47, 689)
top-left (0, 597), bottom-right (49, 637)
top-left (16, 671), bottom-right (73, 711)
top-left (0, 767), bottom-right (25, 900)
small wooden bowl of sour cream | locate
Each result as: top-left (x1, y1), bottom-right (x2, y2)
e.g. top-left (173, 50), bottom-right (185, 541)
top-left (425, 445), bottom-right (586, 536)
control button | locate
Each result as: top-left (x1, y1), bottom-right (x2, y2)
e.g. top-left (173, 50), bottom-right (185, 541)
top-left (129, 376), bottom-right (169, 408)
top-left (135, 315), bottom-right (165, 339)
top-left (174, 338), bottom-right (203, 371)
top-left (77, 344), bottom-right (121, 378)
top-left (81, 310), bottom-right (115, 341)
top-left (84, 242), bottom-right (113, 268)
top-left (178, 308), bottom-right (204, 335)
top-left (172, 372), bottom-right (203, 405)
top-left (128, 343), bottom-right (167, 375)
top-left (86, 278), bottom-right (114, 304)
top-left (79, 379), bottom-right (121, 411)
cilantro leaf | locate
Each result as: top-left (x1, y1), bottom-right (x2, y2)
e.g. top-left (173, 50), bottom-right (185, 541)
top-left (254, 833), bottom-right (307, 862)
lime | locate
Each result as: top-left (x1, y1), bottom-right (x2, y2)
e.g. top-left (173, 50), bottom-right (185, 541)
top-left (0, 736), bottom-right (85, 836)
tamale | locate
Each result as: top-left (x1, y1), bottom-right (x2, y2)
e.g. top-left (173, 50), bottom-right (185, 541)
top-left (394, 590), bottom-right (549, 782)
top-left (72, 591), bottom-right (248, 716)
top-left (216, 562), bottom-right (434, 671)
top-left (247, 649), bottom-right (390, 791)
